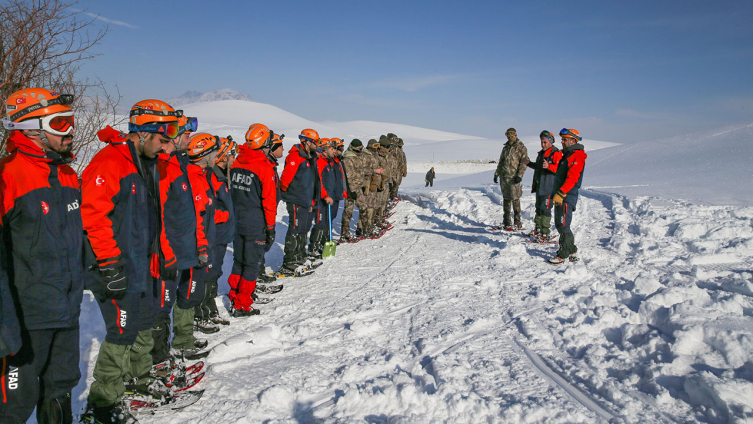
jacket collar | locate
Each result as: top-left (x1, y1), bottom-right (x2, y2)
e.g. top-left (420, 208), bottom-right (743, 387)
top-left (6, 131), bottom-right (74, 165)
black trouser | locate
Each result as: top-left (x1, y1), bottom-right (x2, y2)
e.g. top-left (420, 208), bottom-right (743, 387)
top-left (232, 234), bottom-right (266, 282)
top-left (555, 201), bottom-right (577, 258)
top-left (177, 267), bottom-right (207, 310)
top-left (425, 180), bottom-right (433, 187)
top-left (0, 326), bottom-right (80, 424)
top-left (196, 244), bottom-right (227, 320)
top-left (151, 273), bottom-right (180, 365)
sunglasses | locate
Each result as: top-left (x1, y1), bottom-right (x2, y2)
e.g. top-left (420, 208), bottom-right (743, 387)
top-left (299, 135), bottom-right (318, 143)
top-left (128, 121), bottom-right (180, 139)
top-left (2, 111), bottom-right (75, 136)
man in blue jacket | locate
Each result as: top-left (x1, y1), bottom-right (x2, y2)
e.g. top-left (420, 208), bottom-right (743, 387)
top-left (0, 88), bottom-right (84, 424)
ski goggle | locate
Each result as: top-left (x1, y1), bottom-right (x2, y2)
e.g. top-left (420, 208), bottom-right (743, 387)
top-left (179, 117), bottom-right (198, 134)
top-left (299, 135), bottom-right (318, 143)
top-left (128, 121), bottom-right (180, 139)
top-left (2, 111), bottom-right (75, 136)
top-left (559, 128), bottom-right (582, 141)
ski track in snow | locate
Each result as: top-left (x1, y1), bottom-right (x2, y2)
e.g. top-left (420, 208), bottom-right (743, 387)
top-left (69, 184), bottom-right (753, 424)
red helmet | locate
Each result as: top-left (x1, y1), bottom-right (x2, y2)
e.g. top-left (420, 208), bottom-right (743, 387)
top-left (299, 128), bottom-right (319, 143)
top-left (245, 123), bottom-right (273, 150)
top-left (187, 133), bottom-right (220, 161)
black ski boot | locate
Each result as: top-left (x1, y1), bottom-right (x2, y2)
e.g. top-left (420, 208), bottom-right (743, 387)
top-left (38, 392), bottom-right (72, 424)
top-left (80, 403), bottom-right (137, 424)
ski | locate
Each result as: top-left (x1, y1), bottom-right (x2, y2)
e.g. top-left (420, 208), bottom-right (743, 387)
top-left (126, 390), bottom-right (204, 415)
top-left (256, 283), bottom-right (283, 294)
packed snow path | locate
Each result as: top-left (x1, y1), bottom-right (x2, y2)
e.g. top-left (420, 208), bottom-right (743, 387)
top-left (75, 185), bottom-right (753, 423)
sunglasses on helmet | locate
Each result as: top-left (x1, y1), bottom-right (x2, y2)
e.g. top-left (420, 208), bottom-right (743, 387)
top-left (2, 111), bottom-right (75, 136)
top-left (129, 121), bottom-right (180, 139)
top-left (299, 135), bottom-right (317, 143)
top-left (179, 117), bottom-right (198, 134)
top-left (559, 128), bottom-right (582, 141)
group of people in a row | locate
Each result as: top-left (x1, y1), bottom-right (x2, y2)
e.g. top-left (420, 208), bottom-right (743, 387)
top-left (0, 88), bottom-right (408, 424)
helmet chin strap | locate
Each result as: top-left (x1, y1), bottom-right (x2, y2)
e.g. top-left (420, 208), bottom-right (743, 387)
top-left (138, 132), bottom-right (147, 147)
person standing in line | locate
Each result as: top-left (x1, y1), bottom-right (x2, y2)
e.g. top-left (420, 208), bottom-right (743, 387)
top-left (525, 130), bottom-right (563, 242)
top-left (357, 139), bottom-right (382, 238)
top-left (309, 138), bottom-right (339, 258)
top-left (258, 132), bottom-right (284, 284)
top-left (277, 129), bottom-right (319, 276)
top-left (549, 128), bottom-right (587, 265)
top-left (493, 128), bottom-right (528, 230)
top-left (227, 124), bottom-right (277, 316)
top-left (81, 99), bottom-right (179, 421)
top-left (425, 167), bottom-right (435, 187)
top-left (340, 139), bottom-right (366, 242)
top-left (0, 88), bottom-right (83, 424)
top-left (195, 137), bottom-right (236, 328)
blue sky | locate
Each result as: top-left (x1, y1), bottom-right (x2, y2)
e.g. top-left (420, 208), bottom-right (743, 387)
top-left (74, 0), bottom-right (753, 143)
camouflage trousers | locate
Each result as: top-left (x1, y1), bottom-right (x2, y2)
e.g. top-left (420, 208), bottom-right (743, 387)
top-left (341, 198), bottom-right (356, 234)
top-left (357, 192), bottom-right (377, 231)
top-left (499, 178), bottom-right (522, 199)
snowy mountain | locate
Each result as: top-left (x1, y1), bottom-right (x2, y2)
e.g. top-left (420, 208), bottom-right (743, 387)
top-left (167, 88), bottom-right (253, 106)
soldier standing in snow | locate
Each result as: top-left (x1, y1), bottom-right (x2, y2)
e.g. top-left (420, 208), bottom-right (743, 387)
top-left (425, 167), bottom-right (435, 187)
top-left (525, 130), bottom-right (563, 242)
top-left (373, 136), bottom-right (392, 230)
top-left (549, 128), bottom-right (587, 265)
top-left (393, 136), bottom-right (408, 199)
top-left (340, 139), bottom-right (366, 241)
top-left (359, 139), bottom-right (382, 237)
top-left (494, 128), bottom-right (528, 230)
top-left (0, 88), bottom-right (83, 424)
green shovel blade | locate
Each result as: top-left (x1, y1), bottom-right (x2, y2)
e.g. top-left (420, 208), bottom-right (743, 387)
top-left (322, 241), bottom-right (337, 258)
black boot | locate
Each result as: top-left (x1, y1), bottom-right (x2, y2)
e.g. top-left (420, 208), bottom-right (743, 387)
top-left (308, 228), bottom-right (324, 260)
top-left (278, 232), bottom-right (299, 274)
top-left (37, 392), bottom-right (73, 424)
top-left (150, 314), bottom-right (171, 365)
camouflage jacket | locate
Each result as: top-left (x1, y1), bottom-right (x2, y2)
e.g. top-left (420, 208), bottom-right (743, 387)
top-left (374, 150), bottom-right (390, 190)
top-left (341, 147), bottom-right (366, 196)
top-left (361, 149), bottom-right (381, 194)
top-left (496, 137), bottom-right (529, 179)
top-left (397, 147), bottom-right (407, 176)
top-left (384, 149), bottom-right (399, 184)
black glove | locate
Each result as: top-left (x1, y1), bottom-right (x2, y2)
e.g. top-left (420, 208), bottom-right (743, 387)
top-left (100, 262), bottom-right (128, 300)
top-left (265, 226), bottom-right (276, 252)
top-left (493, 174), bottom-right (499, 184)
top-left (197, 246), bottom-right (209, 267)
top-left (162, 260), bottom-right (179, 281)
top-left (512, 176), bottom-right (522, 184)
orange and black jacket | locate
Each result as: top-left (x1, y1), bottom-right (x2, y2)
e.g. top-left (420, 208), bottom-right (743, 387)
top-left (156, 152), bottom-right (199, 271)
top-left (186, 164), bottom-right (215, 263)
top-left (280, 144), bottom-right (319, 208)
top-left (81, 126), bottom-right (158, 296)
top-left (332, 157), bottom-right (347, 202)
top-left (529, 146), bottom-right (563, 196)
top-left (0, 131), bottom-right (84, 330)
top-left (553, 143), bottom-right (587, 205)
top-left (207, 165), bottom-right (235, 246)
top-left (230, 146), bottom-right (277, 236)
top-left (316, 156), bottom-right (337, 206)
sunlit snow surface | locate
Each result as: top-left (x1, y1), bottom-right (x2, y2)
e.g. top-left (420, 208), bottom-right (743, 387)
top-left (65, 101), bottom-right (753, 423)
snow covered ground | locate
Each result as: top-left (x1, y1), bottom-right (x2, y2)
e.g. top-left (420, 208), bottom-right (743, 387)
top-left (71, 184), bottom-right (753, 423)
top-left (61, 97), bottom-right (753, 423)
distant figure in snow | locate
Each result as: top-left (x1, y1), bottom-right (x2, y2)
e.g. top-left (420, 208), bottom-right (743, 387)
top-left (548, 128), bottom-right (587, 265)
top-left (425, 167), bottom-right (435, 187)
top-left (524, 130), bottom-right (563, 242)
top-left (493, 128), bottom-right (528, 230)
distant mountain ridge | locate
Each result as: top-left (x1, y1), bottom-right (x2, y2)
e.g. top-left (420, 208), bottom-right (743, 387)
top-left (167, 88), bottom-right (252, 106)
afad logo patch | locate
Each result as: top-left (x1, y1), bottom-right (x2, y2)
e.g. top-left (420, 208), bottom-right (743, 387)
top-left (41, 201), bottom-right (50, 215)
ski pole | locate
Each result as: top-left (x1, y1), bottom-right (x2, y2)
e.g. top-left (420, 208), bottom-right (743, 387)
top-left (328, 203), bottom-right (332, 242)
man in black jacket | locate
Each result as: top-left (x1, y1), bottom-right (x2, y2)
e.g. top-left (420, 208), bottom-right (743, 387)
top-left (425, 167), bottom-right (435, 187)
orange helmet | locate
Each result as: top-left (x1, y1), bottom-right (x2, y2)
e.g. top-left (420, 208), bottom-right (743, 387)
top-left (187, 132), bottom-right (220, 162)
top-left (271, 132), bottom-right (284, 150)
top-left (245, 123), bottom-right (274, 150)
top-left (559, 128), bottom-right (582, 141)
top-left (332, 138), bottom-right (344, 147)
top-left (215, 137), bottom-right (232, 163)
top-left (316, 137), bottom-right (334, 149)
top-left (4, 88), bottom-right (73, 123)
top-left (129, 99), bottom-right (181, 126)
top-left (299, 128), bottom-right (319, 143)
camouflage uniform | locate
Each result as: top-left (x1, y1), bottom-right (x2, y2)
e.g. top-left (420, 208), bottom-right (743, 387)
top-left (494, 128), bottom-right (529, 227)
top-left (357, 144), bottom-right (380, 234)
top-left (373, 148), bottom-right (390, 225)
top-left (340, 145), bottom-right (365, 236)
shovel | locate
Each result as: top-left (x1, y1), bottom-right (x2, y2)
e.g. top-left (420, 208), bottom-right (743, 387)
top-left (323, 203), bottom-right (337, 258)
